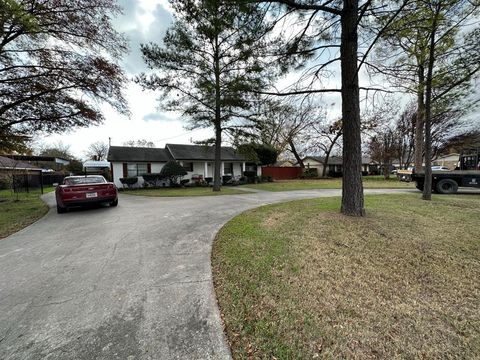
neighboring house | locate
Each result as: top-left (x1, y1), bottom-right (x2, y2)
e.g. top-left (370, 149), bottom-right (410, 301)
top-left (273, 159), bottom-right (296, 167)
top-left (107, 143), bottom-right (253, 188)
top-left (0, 155), bottom-right (43, 189)
top-left (432, 153), bottom-right (459, 170)
top-left (1, 154), bottom-right (70, 171)
top-left (303, 155), bottom-right (378, 176)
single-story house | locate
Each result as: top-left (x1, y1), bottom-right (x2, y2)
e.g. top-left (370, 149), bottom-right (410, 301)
top-left (303, 155), bottom-right (378, 176)
top-left (0, 155), bottom-right (43, 189)
top-left (107, 143), bottom-right (257, 188)
top-left (432, 153), bottom-right (459, 170)
top-left (1, 154), bottom-right (70, 171)
top-left (273, 159), bottom-right (297, 167)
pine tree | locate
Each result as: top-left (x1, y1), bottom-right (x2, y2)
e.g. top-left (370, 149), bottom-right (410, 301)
top-left (137, 0), bottom-right (272, 191)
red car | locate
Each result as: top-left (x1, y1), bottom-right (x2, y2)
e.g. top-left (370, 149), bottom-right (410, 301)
top-left (55, 175), bottom-right (118, 213)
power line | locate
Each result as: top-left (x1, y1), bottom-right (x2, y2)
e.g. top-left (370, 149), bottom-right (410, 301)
top-left (152, 128), bottom-right (209, 142)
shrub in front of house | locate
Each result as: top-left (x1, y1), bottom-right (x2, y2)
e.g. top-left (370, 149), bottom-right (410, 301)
top-left (160, 160), bottom-right (187, 186)
top-left (243, 170), bottom-right (256, 184)
top-left (238, 176), bottom-right (248, 185)
top-left (222, 175), bottom-right (232, 185)
top-left (300, 168), bottom-right (318, 179)
top-left (327, 170), bottom-right (343, 178)
top-left (142, 173), bottom-right (165, 187)
top-left (119, 177), bottom-right (138, 188)
top-left (261, 175), bottom-right (273, 182)
top-left (194, 179), bottom-right (207, 187)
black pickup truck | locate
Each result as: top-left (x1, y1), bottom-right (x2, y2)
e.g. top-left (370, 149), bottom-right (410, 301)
top-left (412, 149), bottom-right (480, 194)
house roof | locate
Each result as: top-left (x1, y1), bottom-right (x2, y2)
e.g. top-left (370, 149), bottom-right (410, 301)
top-left (107, 146), bottom-right (172, 162)
top-left (0, 156), bottom-right (42, 171)
top-left (166, 144), bottom-right (245, 161)
top-left (2, 154), bottom-right (70, 164)
top-left (303, 155), bottom-right (376, 165)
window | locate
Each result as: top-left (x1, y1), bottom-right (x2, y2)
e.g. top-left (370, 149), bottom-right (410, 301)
top-left (127, 163), bottom-right (148, 177)
top-left (183, 162), bottom-right (193, 172)
top-left (224, 162), bottom-right (233, 174)
top-left (64, 176), bottom-right (105, 185)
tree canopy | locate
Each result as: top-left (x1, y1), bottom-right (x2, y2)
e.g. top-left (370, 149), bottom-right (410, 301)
top-left (238, 143), bottom-right (278, 166)
top-left (160, 160), bottom-right (187, 185)
top-left (0, 0), bottom-right (129, 152)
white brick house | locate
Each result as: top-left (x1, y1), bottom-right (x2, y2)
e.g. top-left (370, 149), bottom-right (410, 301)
top-left (107, 144), bottom-right (257, 188)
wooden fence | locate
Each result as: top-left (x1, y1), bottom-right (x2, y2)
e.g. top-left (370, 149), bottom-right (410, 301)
top-left (261, 166), bottom-right (303, 180)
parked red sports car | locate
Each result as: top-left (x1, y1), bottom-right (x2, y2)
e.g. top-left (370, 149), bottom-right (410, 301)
top-left (55, 175), bottom-right (118, 213)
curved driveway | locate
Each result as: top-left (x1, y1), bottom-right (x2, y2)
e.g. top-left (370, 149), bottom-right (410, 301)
top-left (0, 188), bottom-right (413, 359)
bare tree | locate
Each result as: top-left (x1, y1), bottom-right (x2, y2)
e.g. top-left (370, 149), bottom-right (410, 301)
top-left (310, 119), bottom-right (343, 177)
top-left (123, 139), bottom-right (156, 148)
top-left (86, 141), bottom-right (109, 161)
top-left (368, 126), bottom-right (398, 179)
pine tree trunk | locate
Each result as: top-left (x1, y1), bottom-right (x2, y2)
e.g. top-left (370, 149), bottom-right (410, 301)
top-left (213, 121), bottom-right (222, 191)
top-left (414, 66), bottom-right (425, 171)
top-left (213, 31), bottom-right (222, 192)
top-left (340, 0), bottom-right (365, 216)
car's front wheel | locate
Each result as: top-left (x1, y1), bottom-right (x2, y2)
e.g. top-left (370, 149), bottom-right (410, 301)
top-left (110, 199), bottom-right (118, 207)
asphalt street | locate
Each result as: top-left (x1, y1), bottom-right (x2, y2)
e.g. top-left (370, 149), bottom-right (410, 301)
top-left (0, 188), bottom-right (415, 359)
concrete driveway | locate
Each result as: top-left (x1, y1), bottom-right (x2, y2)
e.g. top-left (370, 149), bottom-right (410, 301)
top-left (0, 188), bottom-right (413, 359)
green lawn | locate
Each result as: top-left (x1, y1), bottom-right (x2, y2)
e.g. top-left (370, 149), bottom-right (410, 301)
top-left (243, 176), bottom-right (413, 191)
top-left (0, 186), bottom-right (53, 239)
top-left (121, 186), bottom-right (248, 197)
top-left (212, 194), bottom-right (480, 359)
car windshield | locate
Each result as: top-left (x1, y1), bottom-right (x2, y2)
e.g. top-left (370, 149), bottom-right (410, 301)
top-left (64, 177), bottom-right (105, 185)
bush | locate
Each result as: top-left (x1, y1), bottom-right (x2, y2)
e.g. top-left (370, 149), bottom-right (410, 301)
top-left (237, 143), bottom-right (278, 165)
top-left (0, 175), bottom-right (9, 190)
top-left (300, 168), bottom-right (318, 179)
top-left (160, 161), bottom-right (187, 186)
top-left (119, 177), bottom-right (138, 188)
top-left (222, 175), bottom-right (232, 185)
top-left (142, 173), bottom-right (164, 187)
top-left (238, 176), bottom-right (248, 185)
top-left (327, 171), bottom-right (343, 178)
top-left (261, 175), bottom-right (273, 183)
top-left (180, 179), bottom-right (190, 187)
top-left (205, 177), bottom-right (213, 185)
top-left (194, 179), bottom-right (207, 187)
top-left (243, 170), bottom-right (256, 184)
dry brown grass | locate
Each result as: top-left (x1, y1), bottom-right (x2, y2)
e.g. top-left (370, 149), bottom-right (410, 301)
top-left (212, 194), bottom-right (480, 359)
